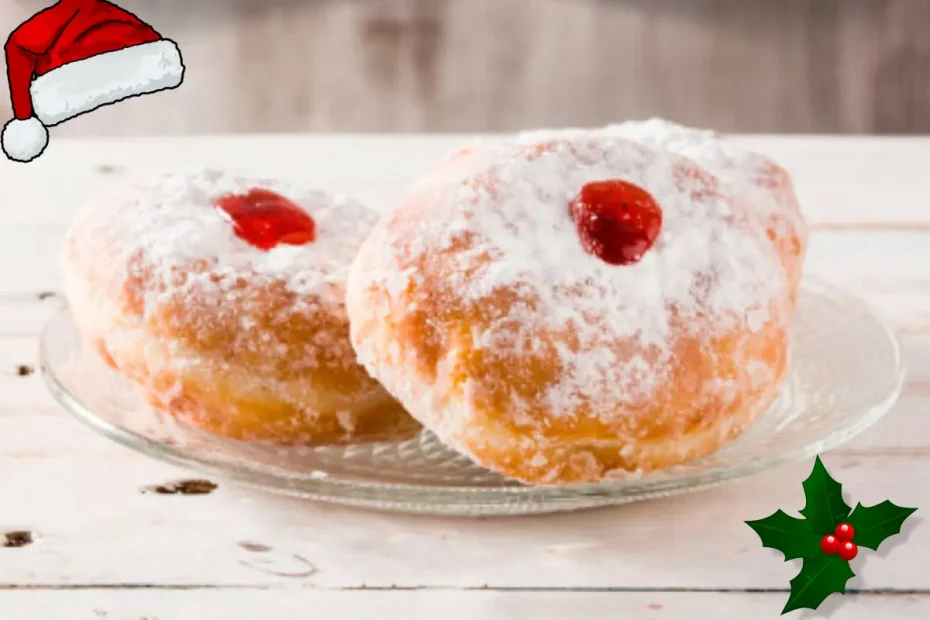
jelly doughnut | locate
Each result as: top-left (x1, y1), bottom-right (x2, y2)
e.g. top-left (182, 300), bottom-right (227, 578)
top-left (62, 170), bottom-right (417, 444)
top-left (347, 132), bottom-right (795, 484)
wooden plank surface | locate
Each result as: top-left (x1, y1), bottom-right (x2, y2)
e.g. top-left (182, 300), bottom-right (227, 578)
top-left (0, 445), bottom-right (925, 589)
top-left (2, 0), bottom-right (930, 135)
top-left (7, 590), bottom-right (930, 620)
top-left (1, 135), bottom-right (928, 618)
top-left (4, 135), bottom-right (930, 226)
top-left (2, 590), bottom-right (926, 620)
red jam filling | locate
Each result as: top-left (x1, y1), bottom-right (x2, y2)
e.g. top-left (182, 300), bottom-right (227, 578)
top-left (569, 180), bottom-right (663, 266)
top-left (214, 188), bottom-right (316, 251)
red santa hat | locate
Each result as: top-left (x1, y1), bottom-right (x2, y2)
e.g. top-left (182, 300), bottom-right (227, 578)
top-left (2, 0), bottom-right (184, 163)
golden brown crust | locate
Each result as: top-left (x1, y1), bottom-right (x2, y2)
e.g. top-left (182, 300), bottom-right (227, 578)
top-left (350, 209), bottom-right (788, 482)
top-left (62, 173), bottom-right (418, 445)
top-left (348, 133), bottom-right (797, 484)
top-left (91, 326), bottom-right (418, 444)
top-left (747, 157), bottom-right (807, 304)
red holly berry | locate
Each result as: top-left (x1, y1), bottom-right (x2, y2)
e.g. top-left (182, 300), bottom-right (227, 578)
top-left (838, 541), bottom-right (858, 561)
top-left (214, 188), bottom-right (316, 251)
top-left (820, 534), bottom-right (839, 555)
top-left (569, 179), bottom-right (663, 266)
top-left (834, 522), bottom-right (855, 542)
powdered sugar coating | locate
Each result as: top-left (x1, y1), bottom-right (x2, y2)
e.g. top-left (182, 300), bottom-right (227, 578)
top-left (63, 170), bottom-right (412, 443)
top-left (68, 169), bottom-right (375, 331)
top-left (606, 118), bottom-right (807, 247)
top-left (92, 170), bottom-right (377, 310)
top-left (350, 132), bottom-right (789, 439)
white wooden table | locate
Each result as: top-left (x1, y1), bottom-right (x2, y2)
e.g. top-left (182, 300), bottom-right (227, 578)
top-left (1, 135), bottom-right (929, 619)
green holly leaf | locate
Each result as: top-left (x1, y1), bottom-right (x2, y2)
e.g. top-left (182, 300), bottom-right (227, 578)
top-left (746, 510), bottom-right (820, 561)
top-left (781, 553), bottom-right (856, 614)
top-left (846, 501), bottom-right (917, 551)
top-left (799, 456), bottom-right (851, 535)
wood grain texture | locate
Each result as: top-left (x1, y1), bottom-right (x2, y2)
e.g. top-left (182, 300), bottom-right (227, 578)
top-left (3, 134), bottom-right (930, 226)
top-left (0, 591), bottom-right (927, 620)
top-left (2, 0), bottom-right (929, 135)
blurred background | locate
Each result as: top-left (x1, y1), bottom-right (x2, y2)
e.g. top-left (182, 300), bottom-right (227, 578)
top-left (2, 0), bottom-right (929, 136)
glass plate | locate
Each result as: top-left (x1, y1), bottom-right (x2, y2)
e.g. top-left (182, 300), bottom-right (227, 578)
top-left (40, 277), bottom-right (905, 516)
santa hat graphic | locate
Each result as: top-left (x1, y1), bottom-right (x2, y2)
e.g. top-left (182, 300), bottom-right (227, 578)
top-left (2, 0), bottom-right (185, 163)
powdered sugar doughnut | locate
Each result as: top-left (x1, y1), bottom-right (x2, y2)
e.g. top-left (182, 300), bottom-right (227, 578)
top-left (347, 132), bottom-right (794, 484)
top-left (62, 170), bottom-right (417, 444)
top-left (606, 118), bottom-right (808, 300)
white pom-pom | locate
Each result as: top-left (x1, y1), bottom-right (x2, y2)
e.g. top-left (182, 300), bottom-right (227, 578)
top-left (2, 118), bottom-right (49, 163)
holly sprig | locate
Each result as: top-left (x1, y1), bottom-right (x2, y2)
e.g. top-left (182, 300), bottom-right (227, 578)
top-left (745, 456), bottom-right (917, 614)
